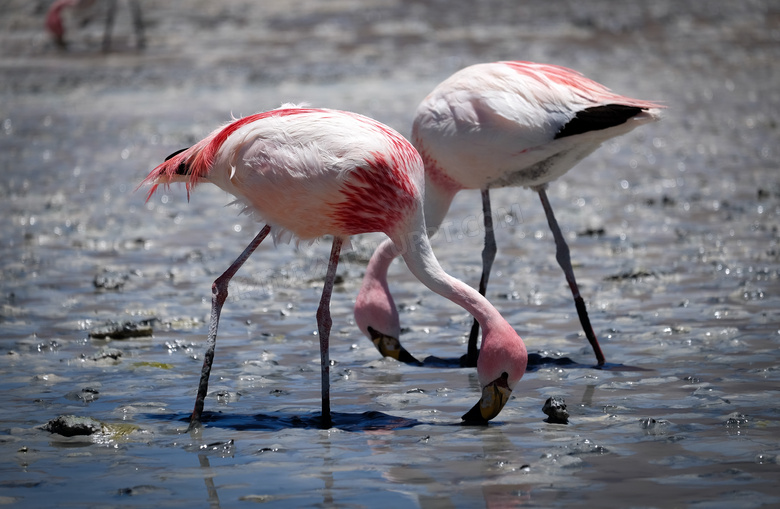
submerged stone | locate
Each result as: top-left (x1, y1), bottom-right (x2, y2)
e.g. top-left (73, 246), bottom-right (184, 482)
top-left (89, 319), bottom-right (155, 340)
top-left (42, 415), bottom-right (102, 437)
top-left (93, 269), bottom-right (131, 291)
top-left (543, 396), bottom-right (569, 424)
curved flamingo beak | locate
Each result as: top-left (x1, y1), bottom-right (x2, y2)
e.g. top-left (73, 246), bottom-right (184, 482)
top-left (367, 326), bottom-right (422, 366)
top-left (462, 372), bottom-right (511, 424)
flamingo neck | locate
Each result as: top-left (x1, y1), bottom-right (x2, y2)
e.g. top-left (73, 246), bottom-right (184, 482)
top-left (364, 238), bottom-right (397, 281)
top-left (393, 223), bottom-right (498, 333)
top-left (389, 208), bottom-right (527, 390)
top-left (354, 238), bottom-right (400, 337)
top-left (423, 173), bottom-right (459, 235)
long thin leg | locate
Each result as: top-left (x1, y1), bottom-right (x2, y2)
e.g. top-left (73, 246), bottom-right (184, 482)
top-left (129, 0), bottom-right (145, 49)
top-left (188, 225), bottom-right (272, 431)
top-left (537, 187), bottom-right (606, 366)
top-left (102, 0), bottom-right (117, 52)
top-left (462, 189), bottom-right (496, 367)
top-left (317, 237), bottom-right (343, 429)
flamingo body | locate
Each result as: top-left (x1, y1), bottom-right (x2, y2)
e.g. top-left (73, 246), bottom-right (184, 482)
top-left (356, 61), bottom-right (663, 367)
top-left (147, 108), bottom-right (420, 243)
top-left (45, 0), bottom-right (144, 51)
top-left (144, 106), bottom-right (527, 428)
top-left (45, 0), bottom-right (80, 45)
top-left (414, 62), bottom-right (662, 227)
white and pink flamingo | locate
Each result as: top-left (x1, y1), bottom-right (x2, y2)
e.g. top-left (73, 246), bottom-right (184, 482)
top-left (45, 0), bottom-right (144, 51)
top-left (142, 106), bottom-right (528, 429)
top-left (355, 61), bottom-right (663, 368)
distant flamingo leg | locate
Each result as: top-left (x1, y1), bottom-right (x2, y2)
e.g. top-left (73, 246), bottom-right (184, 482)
top-left (463, 189), bottom-right (496, 367)
top-left (188, 224), bottom-right (272, 431)
top-left (102, 0), bottom-right (117, 52)
top-left (317, 237), bottom-right (344, 429)
top-left (536, 187), bottom-right (606, 366)
top-left (129, 0), bottom-right (145, 49)
top-left (101, 0), bottom-right (144, 51)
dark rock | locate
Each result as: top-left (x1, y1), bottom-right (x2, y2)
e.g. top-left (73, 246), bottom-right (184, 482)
top-left (578, 227), bottom-right (606, 237)
top-left (605, 269), bottom-right (657, 281)
top-left (725, 412), bottom-right (749, 428)
top-left (93, 269), bottom-right (130, 291)
top-left (85, 348), bottom-right (123, 362)
top-left (64, 387), bottom-right (100, 403)
top-left (89, 319), bottom-right (155, 339)
top-left (543, 396), bottom-right (569, 424)
top-left (640, 417), bottom-right (670, 434)
top-left (42, 415), bottom-right (102, 436)
top-left (117, 485), bottom-right (170, 496)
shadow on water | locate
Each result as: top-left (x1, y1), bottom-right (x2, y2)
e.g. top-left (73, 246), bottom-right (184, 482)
top-left (151, 410), bottom-right (423, 432)
top-left (593, 362), bottom-right (652, 372)
top-left (420, 352), bottom-right (651, 372)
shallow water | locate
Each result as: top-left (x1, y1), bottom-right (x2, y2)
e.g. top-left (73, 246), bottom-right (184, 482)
top-left (1, 0), bottom-right (780, 507)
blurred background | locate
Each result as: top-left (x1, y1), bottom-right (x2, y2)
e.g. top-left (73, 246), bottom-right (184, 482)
top-left (1, 1), bottom-right (779, 507)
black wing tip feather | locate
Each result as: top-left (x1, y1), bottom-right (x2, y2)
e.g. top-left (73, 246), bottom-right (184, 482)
top-left (164, 147), bottom-right (188, 161)
top-left (555, 104), bottom-right (644, 140)
top-left (164, 147), bottom-right (192, 175)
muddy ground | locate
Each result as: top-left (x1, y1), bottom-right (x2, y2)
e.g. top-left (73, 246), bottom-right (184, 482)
top-left (1, 1), bottom-right (779, 507)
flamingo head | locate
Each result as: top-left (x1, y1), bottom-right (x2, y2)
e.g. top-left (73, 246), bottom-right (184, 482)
top-left (365, 327), bottom-right (422, 365)
top-left (354, 285), bottom-right (422, 365)
top-left (462, 321), bottom-right (527, 424)
top-left (354, 239), bottom-right (422, 365)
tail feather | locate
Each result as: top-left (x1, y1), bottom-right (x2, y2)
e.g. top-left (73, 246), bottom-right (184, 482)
top-left (501, 61), bottom-right (666, 111)
top-left (138, 105), bottom-right (352, 202)
top-left (555, 104), bottom-right (656, 140)
top-left (137, 109), bottom-right (288, 202)
top-left (139, 134), bottom-right (214, 201)
top-left (139, 147), bottom-right (193, 201)
top-left (164, 147), bottom-right (189, 162)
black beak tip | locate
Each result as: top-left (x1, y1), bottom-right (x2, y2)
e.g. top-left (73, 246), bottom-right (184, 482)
top-left (461, 403), bottom-right (490, 425)
top-left (398, 348), bottom-right (424, 366)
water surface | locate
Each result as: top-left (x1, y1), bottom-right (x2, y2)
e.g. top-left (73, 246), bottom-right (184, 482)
top-left (1, 0), bottom-right (779, 507)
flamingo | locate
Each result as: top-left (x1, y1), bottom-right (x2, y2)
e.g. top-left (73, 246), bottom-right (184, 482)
top-left (45, 0), bottom-right (145, 51)
top-left (142, 105), bottom-right (528, 430)
top-left (355, 61), bottom-right (663, 368)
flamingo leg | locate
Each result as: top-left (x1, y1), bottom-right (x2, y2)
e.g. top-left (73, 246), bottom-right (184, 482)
top-left (188, 224), bottom-right (272, 431)
top-left (463, 189), bottom-right (496, 367)
top-left (537, 187), bottom-right (606, 366)
top-left (129, 0), bottom-right (145, 49)
top-left (102, 0), bottom-right (117, 52)
top-left (317, 237), bottom-right (343, 429)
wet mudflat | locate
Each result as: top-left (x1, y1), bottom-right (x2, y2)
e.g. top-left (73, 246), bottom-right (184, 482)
top-left (1, 0), bottom-right (779, 507)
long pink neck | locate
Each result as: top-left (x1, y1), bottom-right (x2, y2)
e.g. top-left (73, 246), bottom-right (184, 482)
top-left (390, 224), bottom-right (500, 335)
top-left (355, 167), bottom-right (460, 338)
top-left (354, 239), bottom-right (400, 337)
top-left (385, 208), bottom-right (526, 388)
top-left (422, 173), bottom-right (459, 234)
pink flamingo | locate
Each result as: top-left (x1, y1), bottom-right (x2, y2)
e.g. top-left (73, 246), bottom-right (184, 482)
top-left (142, 106), bottom-right (528, 429)
top-left (355, 61), bottom-right (663, 368)
top-left (45, 0), bottom-right (144, 51)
